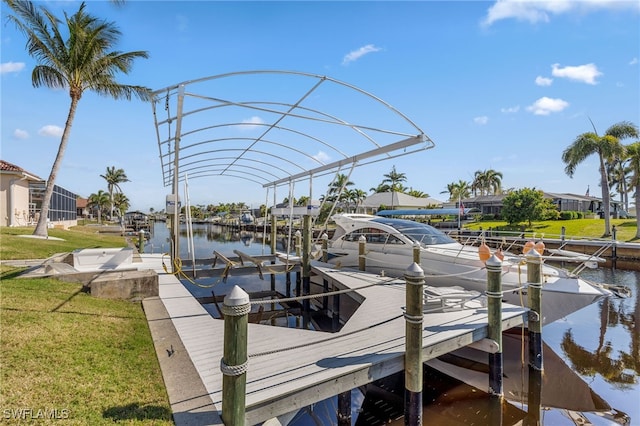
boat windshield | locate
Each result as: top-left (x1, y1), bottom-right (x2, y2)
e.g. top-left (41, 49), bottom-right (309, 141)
top-left (372, 218), bottom-right (457, 246)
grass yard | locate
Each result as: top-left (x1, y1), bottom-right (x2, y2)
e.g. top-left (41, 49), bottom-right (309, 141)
top-left (0, 226), bottom-right (127, 260)
top-left (463, 218), bottom-right (639, 242)
top-left (0, 267), bottom-right (173, 425)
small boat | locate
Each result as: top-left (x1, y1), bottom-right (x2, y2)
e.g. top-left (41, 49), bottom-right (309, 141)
top-left (324, 214), bottom-right (614, 325)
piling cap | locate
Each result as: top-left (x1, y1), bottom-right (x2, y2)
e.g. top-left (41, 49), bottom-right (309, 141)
top-left (404, 262), bottom-right (424, 278)
top-left (485, 254), bottom-right (503, 269)
top-left (224, 285), bottom-right (250, 306)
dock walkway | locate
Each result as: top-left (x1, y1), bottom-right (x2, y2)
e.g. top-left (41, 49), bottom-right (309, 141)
top-left (137, 254), bottom-right (528, 425)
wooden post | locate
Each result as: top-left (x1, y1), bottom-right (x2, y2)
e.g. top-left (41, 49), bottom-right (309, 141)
top-left (302, 216), bottom-right (311, 329)
top-left (138, 229), bottom-right (145, 254)
top-left (526, 250), bottom-right (543, 424)
top-left (486, 255), bottom-right (503, 398)
top-left (526, 250), bottom-right (543, 372)
top-left (270, 213), bottom-right (277, 255)
top-left (321, 233), bottom-right (329, 263)
top-left (221, 286), bottom-right (250, 426)
top-left (295, 230), bottom-right (302, 257)
top-left (611, 225), bottom-right (618, 268)
top-left (322, 233), bottom-right (329, 312)
top-left (337, 390), bottom-right (351, 426)
top-left (358, 235), bottom-right (366, 271)
top-left (412, 242), bottom-right (420, 265)
top-left (404, 263), bottom-right (424, 426)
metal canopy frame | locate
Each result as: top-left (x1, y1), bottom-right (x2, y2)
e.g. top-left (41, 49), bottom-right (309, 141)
top-left (151, 70), bottom-right (435, 195)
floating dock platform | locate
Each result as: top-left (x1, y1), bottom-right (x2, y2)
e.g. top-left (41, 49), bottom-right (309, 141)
top-left (139, 255), bottom-right (528, 425)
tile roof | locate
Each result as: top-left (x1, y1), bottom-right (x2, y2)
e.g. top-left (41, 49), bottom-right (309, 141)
top-left (0, 160), bottom-right (42, 180)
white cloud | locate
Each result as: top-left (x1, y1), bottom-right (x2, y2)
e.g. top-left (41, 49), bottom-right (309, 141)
top-left (481, 0), bottom-right (640, 27)
top-left (630, 57), bottom-right (638, 65)
top-left (342, 44), bottom-right (382, 65)
top-left (535, 76), bottom-right (553, 86)
top-left (313, 151), bottom-right (330, 163)
top-left (38, 125), bottom-right (64, 137)
top-left (239, 116), bottom-right (264, 131)
top-left (13, 129), bottom-right (29, 139)
top-left (551, 63), bottom-right (602, 84)
top-left (1, 61), bottom-right (25, 74)
top-left (526, 97), bottom-right (569, 115)
top-left (474, 116), bottom-right (489, 125)
top-left (501, 105), bottom-right (520, 113)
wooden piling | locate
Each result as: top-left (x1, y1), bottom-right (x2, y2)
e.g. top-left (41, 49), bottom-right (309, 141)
top-left (404, 263), bottom-right (424, 425)
top-left (138, 229), bottom-right (145, 253)
top-left (412, 242), bottom-right (420, 265)
top-left (302, 216), bottom-right (312, 328)
top-left (526, 250), bottom-right (543, 371)
top-left (486, 255), bottom-right (503, 398)
top-left (322, 233), bottom-right (329, 312)
top-left (358, 235), bottom-right (366, 271)
top-left (221, 286), bottom-right (250, 426)
top-left (337, 390), bottom-right (351, 426)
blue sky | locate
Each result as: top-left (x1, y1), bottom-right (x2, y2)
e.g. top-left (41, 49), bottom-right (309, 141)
top-left (2, 0), bottom-right (639, 212)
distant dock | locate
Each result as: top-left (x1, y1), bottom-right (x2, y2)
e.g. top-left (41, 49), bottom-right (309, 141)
top-left (140, 256), bottom-right (528, 425)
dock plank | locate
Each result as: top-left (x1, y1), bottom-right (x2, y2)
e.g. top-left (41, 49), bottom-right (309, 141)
top-left (143, 255), bottom-right (527, 425)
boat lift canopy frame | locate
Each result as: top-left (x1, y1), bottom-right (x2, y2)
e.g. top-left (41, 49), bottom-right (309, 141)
top-left (150, 70), bottom-right (435, 261)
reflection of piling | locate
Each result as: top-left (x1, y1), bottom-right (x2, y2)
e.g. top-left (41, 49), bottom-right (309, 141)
top-left (221, 286), bottom-right (250, 426)
top-left (404, 263), bottom-right (424, 425)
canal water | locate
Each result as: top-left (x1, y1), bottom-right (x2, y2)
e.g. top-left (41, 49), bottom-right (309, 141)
top-left (146, 222), bottom-right (639, 425)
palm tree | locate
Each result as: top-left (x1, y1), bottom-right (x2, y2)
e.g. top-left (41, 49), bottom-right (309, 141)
top-left (87, 190), bottom-right (109, 224)
top-left (441, 180), bottom-right (471, 201)
top-left (113, 192), bottom-right (130, 218)
top-left (562, 121), bottom-right (639, 237)
top-left (327, 173), bottom-right (354, 203)
top-left (100, 166), bottom-right (130, 221)
top-left (625, 141), bottom-right (640, 239)
top-left (381, 165), bottom-right (407, 209)
top-left (406, 189), bottom-right (428, 198)
top-left (351, 189), bottom-right (367, 213)
top-left (471, 169), bottom-right (503, 196)
top-left (5, 1), bottom-right (151, 237)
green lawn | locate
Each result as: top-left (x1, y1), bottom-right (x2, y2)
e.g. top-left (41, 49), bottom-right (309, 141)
top-left (0, 226), bottom-right (172, 424)
top-left (0, 226), bottom-right (127, 260)
top-left (462, 218), bottom-right (639, 242)
top-left (0, 269), bottom-right (173, 425)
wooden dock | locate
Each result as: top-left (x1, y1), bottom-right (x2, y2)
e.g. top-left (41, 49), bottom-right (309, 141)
top-left (139, 255), bottom-right (528, 425)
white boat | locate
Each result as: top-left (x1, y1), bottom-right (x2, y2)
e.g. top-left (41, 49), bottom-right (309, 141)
top-left (324, 214), bottom-right (613, 325)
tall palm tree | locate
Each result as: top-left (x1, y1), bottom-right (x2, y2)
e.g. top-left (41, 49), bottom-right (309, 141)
top-left (472, 169), bottom-right (503, 196)
top-left (113, 192), bottom-right (130, 218)
top-left (6, 1), bottom-right (151, 237)
top-left (381, 165), bottom-right (407, 209)
top-left (87, 190), bottom-right (109, 224)
top-left (100, 166), bottom-right (129, 221)
top-left (327, 173), bottom-right (354, 203)
top-left (441, 180), bottom-right (471, 201)
top-left (625, 141), bottom-right (640, 239)
top-left (562, 121), bottom-right (639, 237)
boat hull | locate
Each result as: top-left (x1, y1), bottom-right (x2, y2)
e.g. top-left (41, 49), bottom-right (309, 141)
top-left (326, 246), bottom-right (609, 325)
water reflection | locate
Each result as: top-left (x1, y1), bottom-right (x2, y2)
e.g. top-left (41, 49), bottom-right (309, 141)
top-left (147, 222), bottom-right (639, 425)
top-left (560, 269), bottom-right (639, 390)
